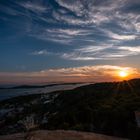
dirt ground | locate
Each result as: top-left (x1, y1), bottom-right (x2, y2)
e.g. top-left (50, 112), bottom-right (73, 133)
top-left (0, 130), bottom-right (129, 140)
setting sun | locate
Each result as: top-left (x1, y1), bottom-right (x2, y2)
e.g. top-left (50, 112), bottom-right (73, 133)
top-left (119, 71), bottom-right (128, 78)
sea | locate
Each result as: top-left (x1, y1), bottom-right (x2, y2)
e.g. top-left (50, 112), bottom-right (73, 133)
top-left (0, 83), bottom-right (89, 101)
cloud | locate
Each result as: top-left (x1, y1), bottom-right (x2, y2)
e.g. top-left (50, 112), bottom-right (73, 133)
top-left (54, 0), bottom-right (125, 25)
top-left (1, 0), bottom-right (140, 61)
top-left (30, 27), bottom-right (91, 44)
top-left (19, 1), bottom-right (47, 13)
top-left (102, 29), bottom-right (137, 41)
top-left (46, 29), bottom-right (90, 36)
top-left (26, 0), bottom-right (139, 47)
top-left (55, 0), bottom-right (85, 17)
top-left (31, 50), bottom-right (50, 55)
top-left (53, 0), bottom-right (140, 37)
top-left (31, 45), bottom-right (140, 61)
top-left (0, 65), bottom-right (139, 84)
top-left (62, 45), bottom-right (140, 61)
top-left (31, 49), bottom-right (60, 57)
top-left (119, 46), bottom-right (140, 53)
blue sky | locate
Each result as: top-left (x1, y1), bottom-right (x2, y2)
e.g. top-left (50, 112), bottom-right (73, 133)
top-left (0, 0), bottom-right (140, 84)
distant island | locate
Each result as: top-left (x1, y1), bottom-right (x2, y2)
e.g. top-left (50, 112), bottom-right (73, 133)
top-left (0, 82), bottom-right (86, 89)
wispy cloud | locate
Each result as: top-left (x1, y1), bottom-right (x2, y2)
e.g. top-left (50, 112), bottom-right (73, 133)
top-left (119, 46), bottom-right (140, 53)
top-left (53, 0), bottom-right (126, 26)
top-left (19, 1), bottom-right (47, 13)
top-left (62, 45), bottom-right (140, 60)
top-left (31, 44), bottom-right (140, 61)
top-left (46, 29), bottom-right (90, 36)
top-left (101, 29), bottom-right (137, 41)
top-left (27, 0), bottom-right (139, 52)
top-left (0, 0), bottom-right (140, 61)
top-left (30, 27), bottom-right (91, 44)
top-left (31, 50), bottom-right (50, 55)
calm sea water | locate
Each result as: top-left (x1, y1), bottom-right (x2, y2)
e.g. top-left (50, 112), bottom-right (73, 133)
top-left (0, 83), bottom-right (89, 101)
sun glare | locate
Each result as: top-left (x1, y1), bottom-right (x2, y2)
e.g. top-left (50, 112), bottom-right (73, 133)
top-left (119, 71), bottom-right (128, 78)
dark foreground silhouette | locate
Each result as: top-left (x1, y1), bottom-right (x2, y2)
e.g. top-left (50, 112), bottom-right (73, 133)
top-left (0, 79), bottom-right (140, 139)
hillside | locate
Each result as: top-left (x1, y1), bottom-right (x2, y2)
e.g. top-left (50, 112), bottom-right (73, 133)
top-left (0, 79), bottom-right (140, 139)
top-left (0, 130), bottom-right (129, 140)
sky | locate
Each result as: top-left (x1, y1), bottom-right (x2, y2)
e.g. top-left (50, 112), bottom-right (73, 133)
top-left (0, 0), bottom-right (140, 84)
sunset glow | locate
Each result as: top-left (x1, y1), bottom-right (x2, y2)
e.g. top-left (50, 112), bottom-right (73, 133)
top-left (0, 1), bottom-right (140, 139)
top-left (0, 0), bottom-right (140, 84)
top-left (119, 71), bottom-right (128, 78)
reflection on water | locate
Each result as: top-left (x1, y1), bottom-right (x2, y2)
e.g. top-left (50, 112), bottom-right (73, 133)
top-left (0, 83), bottom-right (89, 101)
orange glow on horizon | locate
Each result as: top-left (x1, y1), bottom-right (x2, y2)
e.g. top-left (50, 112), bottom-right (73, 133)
top-left (119, 71), bottom-right (128, 77)
top-left (118, 70), bottom-right (130, 80)
top-left (0, 65), bottom-right (139, 84)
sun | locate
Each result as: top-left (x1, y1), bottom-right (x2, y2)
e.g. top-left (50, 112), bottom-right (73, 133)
top-left (119, 70), bottom-right (128, 78)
